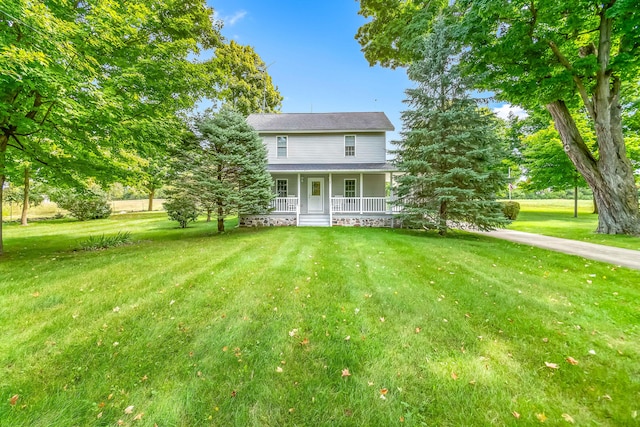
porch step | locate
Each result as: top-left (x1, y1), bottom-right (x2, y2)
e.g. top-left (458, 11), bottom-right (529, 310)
top-left (298, 214), bottom-right (331, 227)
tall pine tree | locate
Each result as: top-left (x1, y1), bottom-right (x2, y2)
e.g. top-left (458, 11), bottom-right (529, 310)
top-left (395, 17), bottom-right (507, 235)
top-left (173, 109), bottom-right (272, 232)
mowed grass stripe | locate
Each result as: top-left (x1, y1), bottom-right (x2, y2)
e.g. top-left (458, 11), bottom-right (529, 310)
top-left (1, 217), bottom-right (639, 426)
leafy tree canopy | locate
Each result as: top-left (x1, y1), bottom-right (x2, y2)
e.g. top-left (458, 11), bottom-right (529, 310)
top-left (357, 0), bottom-right (640, 235)
top-left (209, 41), bottom-right (283, 116)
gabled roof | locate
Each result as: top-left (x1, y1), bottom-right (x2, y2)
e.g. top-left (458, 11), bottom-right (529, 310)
top-left (247, 112), bottom-right (394, 133)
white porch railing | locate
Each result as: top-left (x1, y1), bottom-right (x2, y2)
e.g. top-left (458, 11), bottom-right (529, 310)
top-left (270, 197), bottom-right (298, 212)
top-left (331, 197), bottom-right (397, 213)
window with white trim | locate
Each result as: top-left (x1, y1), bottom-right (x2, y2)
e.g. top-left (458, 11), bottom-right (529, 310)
top-left (344, 135), bottom-right (356, 157)
top-left (276, 179), bottom-right (288, 197)
top-left (344, 179), bottom-right (356, 197)
top-left (277, 136), bottom-right (287, 157)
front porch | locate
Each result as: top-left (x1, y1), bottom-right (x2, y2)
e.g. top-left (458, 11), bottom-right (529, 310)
top-left (240, 170), bottom-right (401, 228)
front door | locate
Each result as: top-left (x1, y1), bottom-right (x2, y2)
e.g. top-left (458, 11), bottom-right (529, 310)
top-left (308, 178), bottom-right (324, 213)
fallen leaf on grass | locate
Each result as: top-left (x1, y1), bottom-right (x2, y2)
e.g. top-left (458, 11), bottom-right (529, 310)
top-left (276, 366), bottom-right (283, 373)
top-left (536, 412), bottom-right (547, 422)
top-left (97, 412), bottom-right (103, 419)
top-left (9, 395), bottom-right (19, 406)
top-left (133, 413), bottom-right (144, 421)
top-left (512, 411), bottom-right (520, 419)
top-left (124, 405), bottom-right (134, 414)
top-left (561, 413), bottom-right (575, 423)
top-left (544, 362), bottom-right (559, 369)
top-left (565, 357), bottom-right (579, 365)
top-left (300, 338), bottom-right (309, 346)
top-left (341, 368), bottom-right (351, 377)
top-left (380, 388), bottom-right (388, 395)
top-left (451, 372), bottom-right (458, 380)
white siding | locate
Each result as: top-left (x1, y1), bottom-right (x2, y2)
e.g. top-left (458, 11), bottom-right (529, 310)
top-left (263, 132), bottom-right (386, 164)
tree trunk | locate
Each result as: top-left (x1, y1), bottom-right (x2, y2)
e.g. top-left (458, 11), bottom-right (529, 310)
top-left (21, 167), bottom-right (30, 226)
top-left (547, 101), bottom-right (640, 234)
top-left (438, 200), bottom-right (447, 236)
top-left (217, 204), bottom-right (224, 232)
top-left (0, 134), bottom-right (7, 255)
top-left (592, 195), bottom-right (598, 215)
top-left (206, 208), bottom-right (212, 222)
top-left (148, 188), bottom-right (155, 211)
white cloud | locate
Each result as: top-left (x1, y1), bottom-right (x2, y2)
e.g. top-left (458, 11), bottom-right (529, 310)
top-left (212, 10), bottom-right (247, 27)
top-left (227, 10), bottom-right (247, 26)
top-left (493, 104), bottom-right (528, 120)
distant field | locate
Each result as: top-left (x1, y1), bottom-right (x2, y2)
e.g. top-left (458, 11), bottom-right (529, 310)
top-left (507, 199), bottom-right (640, 251)
top-left (1, 199), bottom-right (166, 221)
top-left (1, 213), bottom-right (639, 426)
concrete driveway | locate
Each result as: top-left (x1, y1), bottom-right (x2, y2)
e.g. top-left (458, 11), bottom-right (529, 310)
top-left (480, 229), bottom-right (640, 271)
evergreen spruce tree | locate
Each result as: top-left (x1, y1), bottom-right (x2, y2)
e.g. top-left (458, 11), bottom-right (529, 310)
top-left (395, 17), bottom-right (508, 235)
top-left (194, 109), bottom-right (273, 232)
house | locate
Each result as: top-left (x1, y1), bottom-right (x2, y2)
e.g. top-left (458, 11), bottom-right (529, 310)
top-left (241, 112), bottom-right (400, 227)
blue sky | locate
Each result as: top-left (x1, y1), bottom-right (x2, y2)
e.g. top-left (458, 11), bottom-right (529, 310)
top-left (207, 1), bottom-right (523, 144)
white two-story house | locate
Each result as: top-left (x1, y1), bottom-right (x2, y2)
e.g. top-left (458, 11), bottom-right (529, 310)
top-left (241, 112), bottom-right (400, 227)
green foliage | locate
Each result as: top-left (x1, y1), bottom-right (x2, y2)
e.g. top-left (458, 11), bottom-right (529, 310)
top-left (163, 193), bottom-right (201, 228)
top-left (394, 18), bottom-right (509, 235)
top-left (209, 41), bottom-right (283, 115)
top-left (522, 124), bottom-right (589, 192)
top-left (78, 231), bottom-right (131, 251)
top-left (501, 201), bottom-right (521, 220)
top-left (0, 0), bottom-right (223, 252)
top-left (356, 0), bottom-right (640, 234)
top-left (52, 188), bottom-right (111, 221)
top-left (3, 180), bottom-right (43, 208)
top-left (169, 109), bottom-right (273, 232)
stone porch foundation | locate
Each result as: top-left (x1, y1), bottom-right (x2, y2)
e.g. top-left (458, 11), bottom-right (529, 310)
top-left (240, 215), bottom-right (297, 227)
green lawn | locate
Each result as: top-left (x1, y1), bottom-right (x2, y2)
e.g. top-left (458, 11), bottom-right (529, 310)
top-left (1, 214), bottom-right (639, 426)
top-left (508, 199), bottom-right (640, 251)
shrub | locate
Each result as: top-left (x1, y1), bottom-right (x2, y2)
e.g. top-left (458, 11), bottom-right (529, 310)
top-left (79, 231), bottom-right (132, 251)
top-left (501, 201), bottom-right (521, 220)
top-left (53, 188), bottom-right (111, 221)
top-left (163, 194), bottom-right (200, 228)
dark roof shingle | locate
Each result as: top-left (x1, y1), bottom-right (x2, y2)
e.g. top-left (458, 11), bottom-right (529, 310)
top-left (247, 112), bottom-right (394, 132)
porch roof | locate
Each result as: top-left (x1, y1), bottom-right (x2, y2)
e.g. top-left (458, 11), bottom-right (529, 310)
top-left (267, 163), bottom-right (397, 173)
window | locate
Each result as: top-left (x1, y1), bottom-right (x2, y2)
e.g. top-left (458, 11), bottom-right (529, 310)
top-left (344, 135), bottom-right (356, 156)
top-left (344, 179), bottom-right (356, 197)
top-left (276, 179), bottom-right (288, 197)
top-left (277, 136), bottom-right (287, 157)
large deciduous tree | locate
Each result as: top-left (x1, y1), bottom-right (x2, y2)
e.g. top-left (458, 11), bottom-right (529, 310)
top-left (357, 0), bottom-right (640, 235)
top-left (394, 18), bottom-right (508, 235)
top-left (210, 41), bottom-right (283, 116)
top-left (0, 0), bottom-right (223, 254)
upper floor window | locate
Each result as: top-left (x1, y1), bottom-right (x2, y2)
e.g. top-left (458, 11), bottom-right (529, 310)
top-left (344, 179), bottom-right (356, 197)
top-left (344, 135), bottom-right (356, 156)
top-left (276, 179), bottom-right (288, 197)
top-left (277, 136), bottom-right (288, 157)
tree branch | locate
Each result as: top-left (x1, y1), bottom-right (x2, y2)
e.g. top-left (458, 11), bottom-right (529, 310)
top-left (10, 135), bottom-right (50, 167)
top-left (547, 40), bottom-right (595, 119)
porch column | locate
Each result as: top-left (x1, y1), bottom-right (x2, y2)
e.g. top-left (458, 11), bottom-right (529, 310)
top-left (388, 172), bottom-right (394, 214)
top-left (359, 173), bottom-right (364, 214)
top-left (297, 173), bottom-right (301, 225)
top-left (329, 173), bottom-right (333, 227)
